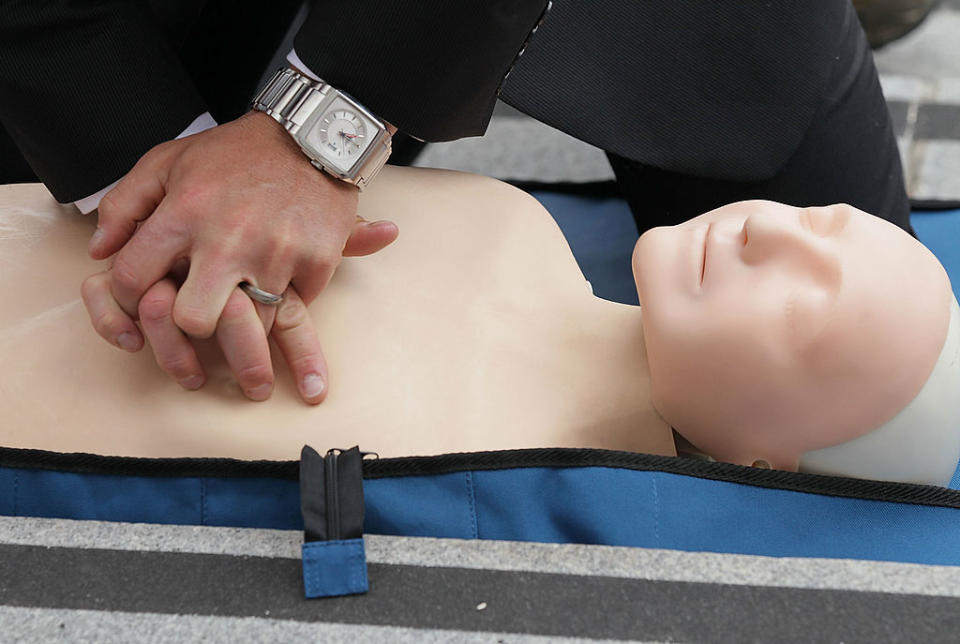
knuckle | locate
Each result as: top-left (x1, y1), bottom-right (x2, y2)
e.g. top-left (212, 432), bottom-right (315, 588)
top-left (221, 291), bottom-right (251, 322)
top-left (174, 183), bottom-right (214, 217)
top-left (273, 299), bottom-right (309, 332)
top-left (290, 353), bottom-right (323, 375)
top-left (173, 306), bottom-right (215, 338)
top-left (80, 273), bottom-right (108, 301)
top-left (138, 292), bottom-right (173, 324)
top-left (110, 256), bottom-right (141, 292)
top-left (97, 191), bottom-right (121, 220)
top-left (158, 355), bottom-right (198, 379)
top-left (235, 364), bottom-right (273, 387)
top-left (91, 310), bottom-right (125, 335)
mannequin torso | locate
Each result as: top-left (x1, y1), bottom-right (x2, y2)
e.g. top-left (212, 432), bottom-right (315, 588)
top-left (0, 167), bottom-right (674, 460)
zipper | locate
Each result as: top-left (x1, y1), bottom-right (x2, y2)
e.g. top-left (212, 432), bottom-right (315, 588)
top-left (325, 448), bottom-right (341, 540)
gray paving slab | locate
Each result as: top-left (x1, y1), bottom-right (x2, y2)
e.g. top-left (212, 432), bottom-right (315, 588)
top-left (912, 140), bottom-right (960, 199)
top-left (1, 606), bottom-right (616, 644)
top-left (413, 117), bottom-right (614, 183)
top-left (5, 516), bottom-right (960, 598)
top-left (873, 8), bottom-right (960, 79)
top-left (914, 103), bottom-right (960, 139)
top-left (879, 73), bottom-right (934, 102)
top-left (887, 99), bottom-right (910, 136)
top-left (935, 77), bottom-right (960, 104)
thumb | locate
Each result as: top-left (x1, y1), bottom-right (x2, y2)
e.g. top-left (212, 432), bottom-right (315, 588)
top-left (89, 142), bottom-right (177, 260)
top-left (342, 218), bottom-right (399, 256)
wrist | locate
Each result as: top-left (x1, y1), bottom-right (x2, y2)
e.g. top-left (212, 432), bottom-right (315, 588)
top-left (250, 67), bottom-right (393, 191)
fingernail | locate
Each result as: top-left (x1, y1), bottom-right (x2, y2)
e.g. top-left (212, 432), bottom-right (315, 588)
top-left (302, 373), bottom-right (325, 398)
top-left (246, 383), bottom-right (273, 401)
top-left (89, 227), bottom-right (104, 253)
top-left (117, 332), bottom-right (140, 351)
top-left (179, 374), bottom-right (204, 390)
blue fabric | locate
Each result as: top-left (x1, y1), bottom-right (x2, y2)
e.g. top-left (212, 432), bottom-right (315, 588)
top-left (912, 209), bottom-right (960, 303)
top-left (0, 467), bottom-right (302, 529)
top-left (532, 192), bottom-right (639, 305)
top-left (364, 472), bottom-right (479, 538)
top-left (7, 463), bottom-right (960, 565)
top-left (302, 538), bottom-right (368, 598)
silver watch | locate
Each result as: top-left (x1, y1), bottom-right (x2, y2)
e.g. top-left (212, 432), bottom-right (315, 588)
top-left (251, 67), bottom-right (392, 190)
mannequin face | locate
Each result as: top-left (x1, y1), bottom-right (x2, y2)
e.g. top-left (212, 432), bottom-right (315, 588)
top-left (633, 201), bottom-right (952, 470)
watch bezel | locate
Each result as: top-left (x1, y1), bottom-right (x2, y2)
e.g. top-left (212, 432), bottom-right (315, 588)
top-left (296, 91), bottom-right (387, 180)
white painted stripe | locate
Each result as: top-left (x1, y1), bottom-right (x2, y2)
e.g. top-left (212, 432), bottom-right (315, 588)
top-left (3, 516), bottom-right (960, 597)
top-left (0, 606), bottom-right (625, 644)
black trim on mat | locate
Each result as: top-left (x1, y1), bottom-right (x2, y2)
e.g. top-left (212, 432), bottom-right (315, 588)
top-left (909, 198), bottom-right (960, 211)
top-left (4, 445), bottom-right (960, 509)
top-left (0, 447), bottom-right (299, 480)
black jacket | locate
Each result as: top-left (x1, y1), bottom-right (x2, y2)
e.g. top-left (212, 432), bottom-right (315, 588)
top-left (0, 0), bottom-right (851, 203)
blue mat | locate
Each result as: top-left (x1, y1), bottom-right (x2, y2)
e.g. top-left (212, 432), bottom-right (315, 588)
top-left (534, 192), bottom-right (960, 306)
top-left (534, 192), bottom-right (960, 487)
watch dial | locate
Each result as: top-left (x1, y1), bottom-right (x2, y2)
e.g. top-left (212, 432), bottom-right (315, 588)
top-left (317, 110), bottom-right (368, 160)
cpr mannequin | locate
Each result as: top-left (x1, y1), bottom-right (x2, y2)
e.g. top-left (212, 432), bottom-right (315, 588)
top-left (1, 167), bottom-right (958, 485)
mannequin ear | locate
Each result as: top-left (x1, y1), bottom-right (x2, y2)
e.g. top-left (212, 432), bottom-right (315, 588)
top-left (750, 455), bottom-right (800, 472)
top-left (342, 218), bottom-right (399, 256)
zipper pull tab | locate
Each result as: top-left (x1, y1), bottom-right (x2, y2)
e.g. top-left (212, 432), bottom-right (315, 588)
top-left (299, 445), bottom-right (368, 598)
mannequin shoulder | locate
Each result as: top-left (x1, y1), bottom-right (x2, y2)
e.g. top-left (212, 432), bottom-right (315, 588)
top-left (362, 166), bottom-right (571, 245)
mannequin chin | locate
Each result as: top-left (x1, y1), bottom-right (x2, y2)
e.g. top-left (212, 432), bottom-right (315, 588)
top-left (634, 200), bottom-right (960, 485)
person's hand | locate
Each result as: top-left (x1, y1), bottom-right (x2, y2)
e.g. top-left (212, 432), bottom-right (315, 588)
top-left (83, 111), bottom-right (398, 402)
top-left (82, 270), bottom-right (335, 403)
top-left (81, 212), bottom-right (396, 404)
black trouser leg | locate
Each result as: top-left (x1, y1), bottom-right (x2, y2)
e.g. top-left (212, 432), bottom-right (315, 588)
top-left (608, 14), bottom-right (910, 236)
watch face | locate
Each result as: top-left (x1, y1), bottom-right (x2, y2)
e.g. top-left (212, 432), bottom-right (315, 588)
top-left (302, 96), bottom-right (379, 174)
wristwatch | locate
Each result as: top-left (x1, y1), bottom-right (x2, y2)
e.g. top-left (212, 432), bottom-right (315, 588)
top-left (251, 67), bottom-right (392, 190)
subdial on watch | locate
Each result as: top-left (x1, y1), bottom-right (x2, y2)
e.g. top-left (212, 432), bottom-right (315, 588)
top-left (319, 110), bottom-right (367, 159)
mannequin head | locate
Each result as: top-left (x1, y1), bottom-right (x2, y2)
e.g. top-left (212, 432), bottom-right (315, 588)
top-left (633, 201), bottom-right (959, 484)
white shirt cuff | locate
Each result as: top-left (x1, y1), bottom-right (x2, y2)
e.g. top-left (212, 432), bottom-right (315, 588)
top-left (74, 111), bottom-right (219, 214)
top-left (286, 48), bottom-right (322, 81)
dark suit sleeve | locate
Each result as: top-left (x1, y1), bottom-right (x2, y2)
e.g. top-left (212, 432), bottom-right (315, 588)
top-left (0, 1), bottom-right (208, 202)
top-left (293, 0), bottom-right (550, 142)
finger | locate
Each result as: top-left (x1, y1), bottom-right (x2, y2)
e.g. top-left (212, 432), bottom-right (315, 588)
top-left (289, 261), bottom-right (335, 307)
top-left (254, 301), bottom-right (278, 336)
top-left (342, 219), bottom-right (399, 257)
top-left (271, 287), bottom-right (328, 404)
top-left (81, 271), bottom-right (144, 352)
top-left (243, 275), bottom-right (288, 333)
top-left (109, 199), bottom-right (192, 317)
top-left (217, 288), bottom-right (274, 401)
top-left (90, 143), bottom-right (177, 260)
top-left (138, 278), bottom-right (206, 390)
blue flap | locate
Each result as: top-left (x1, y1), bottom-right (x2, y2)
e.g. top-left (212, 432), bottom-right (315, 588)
top-left (301, 538), bottom-right (368, 598)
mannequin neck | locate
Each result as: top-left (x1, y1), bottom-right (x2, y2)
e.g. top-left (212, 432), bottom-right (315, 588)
top-left (532, 294), bottom-right (674, 456)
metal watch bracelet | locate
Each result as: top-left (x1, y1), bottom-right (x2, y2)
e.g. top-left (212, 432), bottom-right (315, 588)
top-left (251, 68), bottom-right (391, 190)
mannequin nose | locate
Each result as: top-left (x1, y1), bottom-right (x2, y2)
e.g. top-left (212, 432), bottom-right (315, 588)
top-left (742, 213), bottom-right (841, 283)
